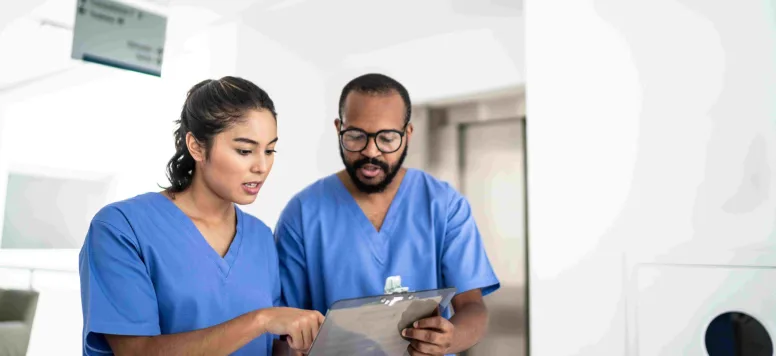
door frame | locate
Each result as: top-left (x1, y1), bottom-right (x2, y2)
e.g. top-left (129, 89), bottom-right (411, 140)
top-left (411, 86), bottom-right (528, 355)
top-left (458, 115), bottom-right (529, 356)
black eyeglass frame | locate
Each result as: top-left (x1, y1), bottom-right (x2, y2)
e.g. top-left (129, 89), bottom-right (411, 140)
top-left (337, 120), bottom-right (408, 154)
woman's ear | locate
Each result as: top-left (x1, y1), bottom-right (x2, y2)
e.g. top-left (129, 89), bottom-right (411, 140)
top-left (186, 132), bottom-right (206, 162)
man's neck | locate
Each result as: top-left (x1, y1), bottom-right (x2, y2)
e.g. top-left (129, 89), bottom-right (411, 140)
top-left (338, 168), bottom-right (407, 205)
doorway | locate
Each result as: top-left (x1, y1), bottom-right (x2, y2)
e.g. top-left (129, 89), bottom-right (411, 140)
top-left (459, 117), bottom-right (527, 356)
top-left (406, 87), bottom-right (527, 356)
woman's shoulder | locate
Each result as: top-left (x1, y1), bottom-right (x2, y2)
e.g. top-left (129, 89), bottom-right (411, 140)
top-left (235, 207), bottom-right (272, 236)
top-left (235, 208), bottom-right (278, 258)
top-left (91, 192), bottom-right (165, 228)
top-left (84, 192), bottom-right (166, 247)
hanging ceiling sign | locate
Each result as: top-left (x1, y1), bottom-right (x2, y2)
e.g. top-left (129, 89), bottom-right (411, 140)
top-left (71, 0), bottom-right (167, 77)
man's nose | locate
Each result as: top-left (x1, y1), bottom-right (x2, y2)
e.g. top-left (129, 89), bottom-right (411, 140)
top-left (361, 137), bottom-right (381, 158)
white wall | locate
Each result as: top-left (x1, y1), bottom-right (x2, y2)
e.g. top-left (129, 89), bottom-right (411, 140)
top-left (342, 23), bottom-right (523, 104)
top-left (527, 0), bottom-right (776, 355)
top-left (1, 172), bottom-right (113, 249)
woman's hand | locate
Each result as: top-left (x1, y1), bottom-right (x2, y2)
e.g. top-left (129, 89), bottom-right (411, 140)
top-left (258, 307), bottom-right (325, 353)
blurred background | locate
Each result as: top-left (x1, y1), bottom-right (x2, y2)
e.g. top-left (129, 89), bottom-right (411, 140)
top-left (0, 0), bottom-right (524, 355)
top-left (5, 0), bottom-right (775, 355)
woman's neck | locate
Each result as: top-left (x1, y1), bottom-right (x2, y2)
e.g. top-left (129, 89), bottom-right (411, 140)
top-left (170, 175), bottom-right (234, 225)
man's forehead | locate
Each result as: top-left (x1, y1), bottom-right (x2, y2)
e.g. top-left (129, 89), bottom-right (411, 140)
top-left (341, 116), bottom-right (404, 130)
top-left (343, 92), bottom-right (405, 125)
top-left (344, 91), bottom-right (404, 112)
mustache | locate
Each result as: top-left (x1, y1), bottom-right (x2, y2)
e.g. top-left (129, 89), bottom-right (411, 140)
top-left (353, 157), bottom-right (389, 171)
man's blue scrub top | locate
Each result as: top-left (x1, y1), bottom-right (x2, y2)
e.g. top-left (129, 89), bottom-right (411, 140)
top-left (275, 168), bottom-right (500, 317)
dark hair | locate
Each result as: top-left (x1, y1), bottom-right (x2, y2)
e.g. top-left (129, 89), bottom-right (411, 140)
top-left (338, 73), bottom-right (411, 126)
top-left (164, 76), bottom-right (277, 194)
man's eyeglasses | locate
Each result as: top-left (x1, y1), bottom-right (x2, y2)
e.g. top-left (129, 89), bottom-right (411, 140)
top-left (338, 122), bottom-right (406, 154)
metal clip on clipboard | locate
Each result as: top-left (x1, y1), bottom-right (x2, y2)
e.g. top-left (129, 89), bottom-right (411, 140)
top-left (384, 275), bottom-right (409, 295)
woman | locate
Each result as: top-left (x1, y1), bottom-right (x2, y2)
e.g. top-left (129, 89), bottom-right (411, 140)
top-left (78, 76), bottom-right (321, 355)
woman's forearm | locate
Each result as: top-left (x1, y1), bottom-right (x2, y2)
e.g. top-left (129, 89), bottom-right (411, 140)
top-left (105, 309), bottom-right (267, 356)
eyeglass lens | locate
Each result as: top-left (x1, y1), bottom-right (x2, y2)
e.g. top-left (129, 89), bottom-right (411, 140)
top-left (341, 130), bottom-right (402, 152)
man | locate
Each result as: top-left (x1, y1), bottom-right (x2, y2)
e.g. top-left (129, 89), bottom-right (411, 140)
top-left (274, 73), bottom-right (500, 356)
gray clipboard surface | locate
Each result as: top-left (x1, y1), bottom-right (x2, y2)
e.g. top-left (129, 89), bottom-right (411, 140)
top-left (307, 287), bottom-right (457, 356)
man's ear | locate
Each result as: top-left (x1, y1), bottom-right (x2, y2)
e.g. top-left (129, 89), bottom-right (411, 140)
top-left (334, 118), bottom-right (342, 132)
top-left (185, 132), bottom-right (206, 162)
top-left (405, 122), bottom-right (414, 143)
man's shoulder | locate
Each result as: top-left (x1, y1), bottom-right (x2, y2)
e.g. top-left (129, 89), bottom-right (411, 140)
top-left (406, 168), bottom-right (460, 199)
top-left (277, 174), bottom-right (339, 221)
top-left (289, 173), bottom-right (339, 205)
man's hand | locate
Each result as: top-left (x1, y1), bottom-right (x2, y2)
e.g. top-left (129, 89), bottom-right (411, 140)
top-left (402, 309), bottom-right (455, 356)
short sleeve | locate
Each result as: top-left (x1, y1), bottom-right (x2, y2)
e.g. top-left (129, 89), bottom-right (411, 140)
top-left (79, 208), bottom-right (161, 354)
top-left (441, 187), bottom-right (501, 297)
top-left (260, 223), bottom-right (282, 343)
top-left (264, 224), bottom-right (283, 308)
top-left (274, 198), bottom-right (312, 310)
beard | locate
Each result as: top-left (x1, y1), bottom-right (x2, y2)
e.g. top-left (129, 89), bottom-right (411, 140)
top-left (339, 144), bottom-right (408, 194)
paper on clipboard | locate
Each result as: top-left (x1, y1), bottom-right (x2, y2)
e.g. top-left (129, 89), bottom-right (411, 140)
top-left (307, 287), bottom-right (456, 356)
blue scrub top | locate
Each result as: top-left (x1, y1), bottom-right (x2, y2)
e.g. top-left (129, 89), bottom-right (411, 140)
top-left (79, 192), bottom-right (280, 356)
top-left (275, 168), bottom-right (500, 317)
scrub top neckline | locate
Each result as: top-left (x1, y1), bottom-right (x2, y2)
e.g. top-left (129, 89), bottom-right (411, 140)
top-left (330, 168), bottom-right (415, 264)
top-left (152, 192), bottom-right (245, 278)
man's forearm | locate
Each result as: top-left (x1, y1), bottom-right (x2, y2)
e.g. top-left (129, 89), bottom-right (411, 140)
top-left (447, 302), bottom-right (489, 354)
top-left (107, 310), bottom-right (267, 356)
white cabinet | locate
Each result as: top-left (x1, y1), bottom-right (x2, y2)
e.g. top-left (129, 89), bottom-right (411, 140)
top-left (632, 263), bottom-right (776, 355)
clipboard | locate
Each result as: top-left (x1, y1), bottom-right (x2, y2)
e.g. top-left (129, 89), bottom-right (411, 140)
top-left (307, 287), bottom-right (456, 356)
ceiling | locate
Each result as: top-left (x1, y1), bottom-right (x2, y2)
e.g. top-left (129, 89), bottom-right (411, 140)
top-left (0, 0), bottom-right (522, 94)
top-left (237, 0), bottom-right (522, 69)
